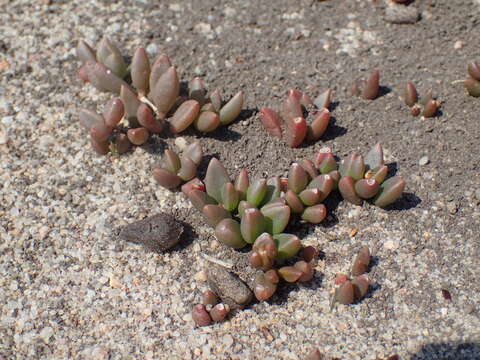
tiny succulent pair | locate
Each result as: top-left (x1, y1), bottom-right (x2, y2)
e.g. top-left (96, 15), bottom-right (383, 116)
top-left (76, 36), bottom-right (244, 154)
top-left (403, 82), bottom-right (440, 118)
top-left (334, 246), bottom-right (371, 305)
top-left (260, 88), bottom-right (332, 147)
top-left (192, 290), bottom-right (230, 326)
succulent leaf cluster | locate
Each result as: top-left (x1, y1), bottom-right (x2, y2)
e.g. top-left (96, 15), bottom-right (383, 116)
top-left (336, 144), bottom-right (406, 208)
top-left (465, 61), bottom-right (480, 97)
top-left (76, 37), bottom-right (244, 154)
top-left (152, 142), bottom-right (203, 189)
top-left (259, 88), bottom-right (332, 147)
top-left (334, 246), bottom-right (371, 305)
top-left (403, 82), bottom-right (440, 118)
top-left (351, 69), bottom-right (380, 100)
top-left (191, 289), bottom-right (230, 326)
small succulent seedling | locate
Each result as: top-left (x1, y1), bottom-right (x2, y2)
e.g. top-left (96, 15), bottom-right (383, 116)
top-left (152, 141), bottom-right (203, 189)
top-left (77, 37), bottom-right (244, 155)
top-left (336, 143), bottom-right (405, 208)
top-left (259, 88), bottom-right (332, 148)
top-left (465, 61), bottom-right (480, 97)
top-left (351, 69), bottom-right (380, 100)
top-left (192, 289), bottom-right (230, 326)
top-left (403, 82), bottom-right (440, 118)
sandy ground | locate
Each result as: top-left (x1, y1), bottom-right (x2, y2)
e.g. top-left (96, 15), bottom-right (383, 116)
top-left (1, 0), bottom-right (479, 359)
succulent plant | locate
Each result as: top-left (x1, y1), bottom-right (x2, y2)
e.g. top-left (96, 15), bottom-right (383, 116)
top-left (77, 37), bottom-right (244, 155)
top-left (351, 245), bottom-right (371, 276)
top-left (336, 144), bottom-right (405, 208)
top-left (152, 141), bottom-right (203, 189)
top-left (351, 69), bottom-right (380, 100)
top-left (465, 61), bottom-right (480, 97)
top-left (192, 289), bottom-right (230, 326)
top-left (259, 88), bottom-right (332, 148)
top-left (403, 82), bottom-right (440, 118)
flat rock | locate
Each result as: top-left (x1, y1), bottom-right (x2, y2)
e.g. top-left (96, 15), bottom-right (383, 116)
top-left (206, 263), bottom-right (253, 310)
top-left (385, 1), bottom-right (420, 24)
top-left (118, 213), bottom-right (183, 252)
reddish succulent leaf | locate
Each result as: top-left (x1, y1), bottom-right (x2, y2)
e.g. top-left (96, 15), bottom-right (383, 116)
top-left (90, 138), bottom-right (110, 155)
top-left (114, 133), bottom-right (131, 154)
top-left (202, 204), bottom-right (231, 227)
top-left (76, 40), bottom-right (96, 63)
top-left (149, 53), bottom-right (172, 93)
top-left (362, 69), bottom-right (380, 100)
top-left (103, 97), bottom-right (124, 128)
top-left (286, 116), bottom-right (307, 148)
top-left (301, 204), bottom-right (327, 224)
top-left (314, 147), bottom-right (337, 173)
top-left (152, 167), bottom-right (182, 189)
top-left (299, 188), bottom-right (321, 206)
top-left (301, 159), bottom-right (318, 179)
top-left (137, 103), bottom-right (163, 133)
top-left (254, 272), bottom-right (277, 301)
top-left (151, 66), bottom-right (180, 114)
top-left (335, 280), bottom-right (354, 305)
top-left (404, 82), bottom-right (418, 107)
top-left (339, 153), bottom-right (365, 181)
top-left (338, 176), bottom-right (363, 205)
top-left (246, 178), bottom-right (267, 206)
top-left (127, 127), bottom-right (149, 145)
top-left (259, 108), bottom-right (283, 138)
top-left (273, 233), bottom-right (302, 260)
top-left (120, 85), bottom-right (141, 120)
top-left (308, 174), bottom-right (334, 202)
top-left (131, 47), bottom-right (150, 95)
top-left (240, 208), bottom-right (266, 244)
top-left (210, 303), bottom-right (229, 322)
top-left (306, 108), bottom-right (330, 141)
top-left (294, 260), bottom-right (314, 282)
top-left (285, 190), bottom-right (305, 214)
top-left (194, 111), bottom-right (220, 133)
top-left (278, 266), bottom-right (303, 283)
top-left (354, 178), bottom-right (380, 199)
top-left (234, 169), bottom-right (249, 200)
top-left (90, 123), bottom-right (112, 142)
top-left (467, 61), bottom-right (480, 81)
top-left (288, 163), bottom-right (309, 194)
top-left (177, 156), bottom-right (197, 181)
top-left (181, 178), bottom-right (205, 196)
top-left (422, 99), bottom-right (440, 118)
top-left (465, 77), bottom-right (480, 97)
top-left (282, 89), bottom-right (303, 121)
top-left (170, 99), bottom-right (200, 133)
top-left (352, 246), bottom-right (371, 276)
top-left (189, 77), bottom-right (207, 106)
top-left (215, 218), bottom-right (246, 249)
top-left (219, 91), bottom-right (244, 125)
top-left (192, 304), bottom-right (212, 327)
top-left (352, 275), bottom-right (369, 299)
top-left (373, 176), bottom-right (405, 208)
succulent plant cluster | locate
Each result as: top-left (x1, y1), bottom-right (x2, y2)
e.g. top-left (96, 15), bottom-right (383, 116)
top-left (351, 69), bottom-right (380, 100)
top-left (403, 82), bottom-right (440, 118)
top-left (152, 142), bottom-right (203, 189)
top-left (76, 36), bottom-right (244, 154)
top-left (259, 88), bottom-right (332, 147)
top-left (333, 246), bottom-right (371, 305)
top-left (192, 290), bottom-right (230, 327)
top-left (334, 144), bottom-right (405, 207)
top-left (465, 61), bottom-right (480, 97)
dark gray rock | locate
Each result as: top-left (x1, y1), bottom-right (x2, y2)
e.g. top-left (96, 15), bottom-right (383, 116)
top-left (118, 213), bottom-right (183, 252)
top-left (206, 264), bottom-right (253, 310)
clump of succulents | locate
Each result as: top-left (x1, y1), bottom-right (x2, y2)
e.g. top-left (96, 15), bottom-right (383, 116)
top-left (152, 141), bottom-right (203, 189)
top-left (403, 82), bottom-right (440, 118)
top-left (192, 290), bottom-right (230, 327)
top-left (259, 88), bottom-right (332, 147)
top-left (351, 69), bottom-right (380, 100)
top-left (333, 246), bottom-right (371, 305)
top-left (76, 36), bottom-right (244, 154)
top-left (465, 61), bottom-right (480, 97)
top-left (336, 143), bottom-right (406, 208)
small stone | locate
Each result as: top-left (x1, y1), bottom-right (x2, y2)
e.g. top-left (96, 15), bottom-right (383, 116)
top-left (0, 125), bottom-right (8, 145)
top-left (206, 264), bottom-right (253, 310)
top-left (175, 137), bottom-right (188, 151)
top-left (454, 40), bottom-right (465, 49)
top-left (194, 22), bottom-right (212, 35)
top-left (117, 213), bottom-right (184, 252)
top-left (39, 326), bottom-right (54, 342)
top-left (222, 334), bottom-right (234, 347)
top-left (194, 270), bottom-right (207, 282)
top-left (38, 226), bottom-right (50, 240)
top-left (385, 2), bottom-right (420, 24)
top-left (169, 3), bottom-right (182, 11)
top-left (384, 239), bottom-right (399, 250)
top-left (446, 201), bottom-right (458, 214)
top-left (419, 156), bottom-right (429, 166)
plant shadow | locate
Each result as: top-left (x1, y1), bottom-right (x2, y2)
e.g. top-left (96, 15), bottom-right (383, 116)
top-left (411, 342), bottom-right (480, 360)
top-left (384, 192), bottom-right (422, 211)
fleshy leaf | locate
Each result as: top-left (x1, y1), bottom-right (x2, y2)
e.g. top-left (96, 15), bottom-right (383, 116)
top-left (246, 178), bottom-right (267, 207)
top-left (301, 159), bottom-right (318, 179)
top-left (352, 275), bottom-right (369, 300)
top-left (120, 85), bottom-right (141, 120)
top-left (315, 147), bottom-right (337, 173)
top-left (373, 176), bottom-right (405, 208)
top-left (177, 156), bottom-right (197, 181)
top-left (467, 61), bottom-right (480, 81)
top-left (285, 116), bottom-right (307, 148)
top-left (364, 165), bottom-right (388, 185)
top-left (354, 179), bottom-right (380, 199)
top-left (234, 169), bottom-right (249, 200)
top-left (404, 82), bottom-right (418, 107)
top-left (301, 204), bottom-right (327, 224)
top-left (250, 233), bottom-right (277, 270)
top-left (103, 97), bottom-right (124, 128)
top-left (288, 163), bottom-right (308, 194)
top-left (240, 208), bottom-right (266, 244)
top-left (221, 182), bottom-right (239, 212)
top-left (186, 189), bottom-right (216, 212)
top-left (254, 272), bottom-right (277, 301)
top-left (170, 99), bottom-right (200, 133)
top-left (313, 88), bottom-right (332, 110)
top-left (282, 89), bottom-right (303, 121)
top-left (362, 69), bottom-right (380, 100)
top-left (261, 203), bottom-right (290, 234)
top-left (161, 149), bottom-right (181, 173)
top-left (306, 108), bottom-right (330, 141)
top-left (307, 174), bottom-right (334, 202)
top-left (183, 141), bottom-right (203, 165)
top-left (335, 280), bottom-right (354, 305)
top-left (215, 218), bottom-right (246, 249)
top-left (152, 167), bottom-right (182, 189)
top-left (137, 103), bottom-right (163, 133)
top-left (364, 143), bottom-right (384, 172)
top-left (352, 246), bottom-right (371, 276)
top-left (273, 233), bottom-right (302, 261)
top-left (96, 36), bottom-right (127, 78)
top-left (338, 176), bottom-right (363, 205)
top-left (219, 91), bottom-right (244, 125)
top-left (465, 77), bottom-right (480, 97)
top-left (284, 190), bottom-right (305, 214)
top-left (260, 176), bottom-right (282, 206)
top-left (77, 40), bottom-right (96, 63)
top-left (189, 77), bottom-right (207, 106)
top-left (339, 153), bottom-right (365, 181)
top-left (298, 188), bottom-right (321, 206)
top-left (151, 66), bottom-right (180, 115)
top-left (84, 61), bottom-right (129, 94)
top-left (114, 133), bottom-right (131, 154)
top-left (294, 260), bottom-right (315, 282)
top-left (149, 54), bottom-right (172, 93)
top-left (259, 108), bottom-right (283, 138)
top-left (90, 138), bottom-right (110, 155)
top-left (131, 47), bottom-right (150, 95)
top-left (237, 200), bottom-right (256, 218)
top-left (79, 108), bottom-right (104, 130)
top-left (422, 99), bottom-right (440, 118)
top-left (127, 127), bottom-right (149, 145)
top-left (209, 89), bottom-right (222, 113)
top-left (278, 266), bottom-right (303, 283)
top-left (202, 204), bottom-right (231, 227)
top-left (205, 158), bottom-right (231, 203)
top-left (194, 111), bottom-right (220, 133)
